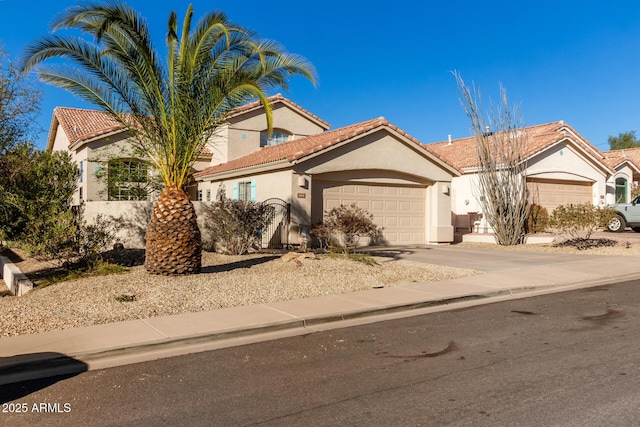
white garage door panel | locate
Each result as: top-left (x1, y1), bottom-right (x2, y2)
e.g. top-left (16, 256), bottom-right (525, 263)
top-left (321, 182), bottom-right (426, 245)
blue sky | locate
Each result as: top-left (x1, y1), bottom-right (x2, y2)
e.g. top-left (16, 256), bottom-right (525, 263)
top-left (2, 0), bottom-right (640, 151)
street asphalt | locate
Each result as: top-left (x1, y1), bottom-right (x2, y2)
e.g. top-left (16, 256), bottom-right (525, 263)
top-left (1, 243), bottom-right (640, 386)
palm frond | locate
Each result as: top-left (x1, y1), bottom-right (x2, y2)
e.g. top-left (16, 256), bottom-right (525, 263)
top-left (23, 3), bottom-right (315, 190)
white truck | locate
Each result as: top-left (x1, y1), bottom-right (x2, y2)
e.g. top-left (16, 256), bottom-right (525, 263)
top-left (607, 196), bottom-right (640, 232)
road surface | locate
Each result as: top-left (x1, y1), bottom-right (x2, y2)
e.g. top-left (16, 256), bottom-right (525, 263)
top-left (3, 279), bottom-right (640, 426)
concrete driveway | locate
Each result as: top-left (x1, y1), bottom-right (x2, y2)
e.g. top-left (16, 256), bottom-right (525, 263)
top-left (365, 245), bottom-right (606, 272)
top-left (592, 229), bottom-right (640, 240)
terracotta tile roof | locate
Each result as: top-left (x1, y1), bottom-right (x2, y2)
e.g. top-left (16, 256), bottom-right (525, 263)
top-left (228, 94), bottom-right (330, 129)
top-left (425, 121), bottom-right (607, 172)
top-left (52, 107), bottom-right (126, 146)
top-left (603, 147), bottom-right (640, 171)
top-left (195, 117), bottom-right (448, 178)
top-left (51, 95), bottom-right (330, 149)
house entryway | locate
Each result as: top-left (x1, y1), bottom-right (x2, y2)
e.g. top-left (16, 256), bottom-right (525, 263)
top-left (262, 198), bottom-right (290, 249)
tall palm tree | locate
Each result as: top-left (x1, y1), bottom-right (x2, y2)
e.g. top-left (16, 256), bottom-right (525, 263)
top-left (22, 2), bottom-right (315, 275)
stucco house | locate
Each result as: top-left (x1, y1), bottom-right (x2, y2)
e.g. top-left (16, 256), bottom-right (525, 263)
top-left (426, 121), bottom-right (617, 234)
top-left (194, 116), bottom-right (460, 246)
top-left (48, 95), bottom-right (458, 246)
top-left (48, 95), bottom-right (640, 248)
top-left (602, 147), bottom-right (640, 203)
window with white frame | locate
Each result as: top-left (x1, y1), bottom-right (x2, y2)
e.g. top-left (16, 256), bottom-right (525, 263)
top-left (108, 159), bottom-right (150, 201)
top-left (260, 129), bottom-right (292, 147)
top-left (79, 160), bottom-right (84, 182)
top-left (206, 189), bottom-right (211, 201)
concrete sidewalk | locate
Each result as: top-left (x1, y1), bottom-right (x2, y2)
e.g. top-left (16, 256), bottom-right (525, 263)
top-left (2, 252), bottom-right (640, 385)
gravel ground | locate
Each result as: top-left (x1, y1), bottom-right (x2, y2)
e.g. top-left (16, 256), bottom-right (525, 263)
top-left (0, 251), bottom-right (479, 337)
top-left (3, 235), bottom-right (639, 338)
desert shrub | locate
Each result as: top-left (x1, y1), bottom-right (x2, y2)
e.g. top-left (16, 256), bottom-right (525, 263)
top-left (21, 205), bottom-right (121, 268)
top-left (309, 222), bottom-right (332, 251)
top-left (311, 203), bottom-right (382, 253)
top-left (524, 203), bottom-right (549, 234)
top-left (548, 203), bottom-right (617, 239)
top-left (202, 191), bottom-right (275, 255)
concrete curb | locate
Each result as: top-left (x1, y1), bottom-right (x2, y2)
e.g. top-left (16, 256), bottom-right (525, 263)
top-left (4, 272), bottom-right (640, 387)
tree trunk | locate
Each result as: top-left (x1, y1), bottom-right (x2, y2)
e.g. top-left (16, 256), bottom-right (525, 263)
top-left (145, 186), bottom-right (201, 275)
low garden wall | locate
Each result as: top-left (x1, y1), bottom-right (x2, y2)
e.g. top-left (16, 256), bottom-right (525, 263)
top-left (82, 201), bottom-right (213, 249)
top-left (0, 255), bottom-right (33, 296)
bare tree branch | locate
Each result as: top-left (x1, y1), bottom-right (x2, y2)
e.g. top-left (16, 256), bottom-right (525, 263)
top-left (454, 72), bottom-right (529, 245)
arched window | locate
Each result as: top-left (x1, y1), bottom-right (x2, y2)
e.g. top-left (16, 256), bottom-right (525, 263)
top-left (260, 129), bottom-right (291, 147)
top-left (615, 177), bottom-right (628, 204)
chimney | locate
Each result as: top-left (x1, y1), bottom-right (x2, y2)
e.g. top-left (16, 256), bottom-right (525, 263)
top-left (447, 134), bottom-right (452, 145)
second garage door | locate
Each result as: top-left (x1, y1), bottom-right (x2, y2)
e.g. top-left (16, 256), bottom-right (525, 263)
top-left (527, 179), bottom-right (593, 212)
top-left (320, 182), bottom-right (426, 245)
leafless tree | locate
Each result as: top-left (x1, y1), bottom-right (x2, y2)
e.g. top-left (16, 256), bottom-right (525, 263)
top-left (454, 72), bottom-right (529, 245)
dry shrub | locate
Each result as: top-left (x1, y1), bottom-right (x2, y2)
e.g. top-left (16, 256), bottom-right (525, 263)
top-left (311, 203), bottom-right (382, 253)
top-left (549, 203), bottom-right (617, 239)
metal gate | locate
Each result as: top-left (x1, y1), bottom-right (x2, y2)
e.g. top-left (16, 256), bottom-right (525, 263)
top-left (262, 198), bottom-right (290, 249)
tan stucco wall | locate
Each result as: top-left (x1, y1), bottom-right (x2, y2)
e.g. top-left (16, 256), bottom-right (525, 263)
top-left (83, 201), bottom-right (152, 248)
top-left (230, 103), bottom-right (326, 137)
top-left (198, 169), bottom-right (293, 202)
top-left (51, 124), bottom-right (70, 152)
top-left (526, 142), bottom-right (606, 205)
top-left (302, 131), bottom-right (454, 183)
top-left (427, 182), bottom-right (454, 243)
top-left (83, 201), bottom-right (213, 249)
top-left (206, 126), bottom-right (230, 167)
top-left (211, 104), bottom-right (327, 166)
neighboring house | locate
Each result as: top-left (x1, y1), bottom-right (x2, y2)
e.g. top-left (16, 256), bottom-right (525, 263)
top-left (602, 148), bottom-right (640, 204)
top-left (195, 117), bottom-right (460, 246)
top-left (426, 121), bottom-right (616, 234)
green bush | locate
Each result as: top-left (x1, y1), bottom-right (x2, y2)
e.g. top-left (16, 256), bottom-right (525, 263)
top-left (311, 203), bottom-right (382, 253)
top-left (549, 203), bottom-right (617, 239)
top-left (202, 190), bottom-right (275, 255)
top-left (524, 203), bottom-right (549, 234)
top-left (21, 205), bottom-right (121, 268)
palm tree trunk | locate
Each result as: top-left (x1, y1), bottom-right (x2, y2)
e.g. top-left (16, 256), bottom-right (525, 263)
top-left (145, 186), bottom-right (201, 275)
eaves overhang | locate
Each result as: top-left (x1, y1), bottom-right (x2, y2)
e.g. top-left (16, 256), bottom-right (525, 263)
top-left (194, 159), bottom-right (291, 182)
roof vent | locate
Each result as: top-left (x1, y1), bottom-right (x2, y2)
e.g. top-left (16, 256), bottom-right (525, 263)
top-left (447, 134), bottom-right (452, 145)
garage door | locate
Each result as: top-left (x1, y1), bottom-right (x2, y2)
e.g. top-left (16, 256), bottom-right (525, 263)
top-left (527, 179), bottom-right (592, 213)
top-left (321, 182), bottom-right (426, 245)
